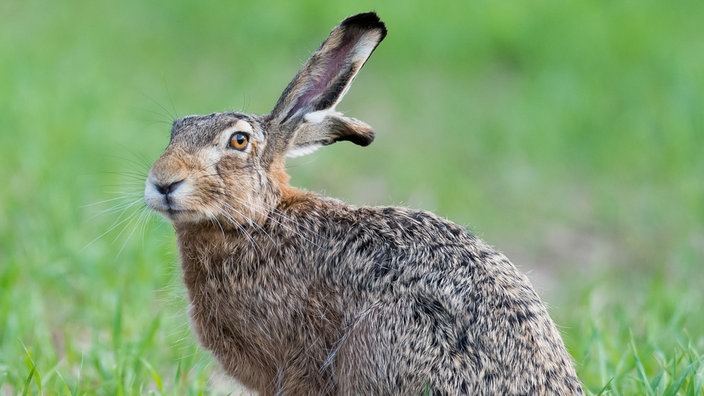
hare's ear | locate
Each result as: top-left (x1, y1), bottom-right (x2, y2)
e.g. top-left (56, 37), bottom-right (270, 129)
top-left (269, 12), bottom-right (386, 156)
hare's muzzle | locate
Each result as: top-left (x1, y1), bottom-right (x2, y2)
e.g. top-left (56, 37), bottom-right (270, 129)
top-left (144, 169), bottom-right (192, 222)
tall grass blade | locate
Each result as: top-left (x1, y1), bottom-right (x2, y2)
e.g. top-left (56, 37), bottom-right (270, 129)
top-left (663, 360), bottom-right (698, 396)
top-left (21, 343), bottom-right (41, 396)
top-left (629, 332), bottom-right (652, 395)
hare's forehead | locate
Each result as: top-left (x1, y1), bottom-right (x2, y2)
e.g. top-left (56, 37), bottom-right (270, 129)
top-left (170, 112), bottom-right (262, 143)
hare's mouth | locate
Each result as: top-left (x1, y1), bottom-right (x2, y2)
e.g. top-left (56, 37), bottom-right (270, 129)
top-left (162, 206), bottom-right (195, 217)
top-left (166, 208), bottom-right (189, 217)
top-left (150, 206), bottom-right (202, 224)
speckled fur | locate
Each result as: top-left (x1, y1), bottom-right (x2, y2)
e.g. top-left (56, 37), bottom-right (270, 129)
top-left (145, 12), bottom-right (583, 395)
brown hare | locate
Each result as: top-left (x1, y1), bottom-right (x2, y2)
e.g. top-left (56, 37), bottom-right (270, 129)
top-left (144, 12), bottom-right (583, 395)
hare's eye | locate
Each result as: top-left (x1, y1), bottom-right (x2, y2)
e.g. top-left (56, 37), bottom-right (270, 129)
top-left (229, 132), bottom-right (250, 151)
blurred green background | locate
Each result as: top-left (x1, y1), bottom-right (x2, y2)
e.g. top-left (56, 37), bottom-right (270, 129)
top-left (1, 0), bottom-right (702, 394)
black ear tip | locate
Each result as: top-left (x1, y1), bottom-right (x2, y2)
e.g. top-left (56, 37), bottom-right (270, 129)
top-left (341, 12), bottom-right (387, 37)
top-left (356, 131), bottom-right (375, 147)
top-left (332, 131), bottom-right (375, 147)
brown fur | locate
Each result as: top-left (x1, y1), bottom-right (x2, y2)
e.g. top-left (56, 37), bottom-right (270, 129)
top-left (144, 12), bottom-right (583, 395)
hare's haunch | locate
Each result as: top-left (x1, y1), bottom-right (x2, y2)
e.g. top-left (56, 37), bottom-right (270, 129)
top-left (145, 12), bottom-right (583, 395)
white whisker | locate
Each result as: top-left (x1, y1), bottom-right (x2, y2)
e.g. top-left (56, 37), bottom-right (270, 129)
top-left (114, 206), bottom-right (154, 256)
top-left (225, 194), bottom-right (322, 248)
top-left (216, 200), bottom-right (270, 250)
top-left (84, 198), bottom-right (143, 249)
top-left (211, 203), bottom-right (262, 255)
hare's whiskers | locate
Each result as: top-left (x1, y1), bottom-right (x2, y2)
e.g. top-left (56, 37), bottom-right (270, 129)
top-left (84, 196), bottom-right (146, 250)
top-left (212, 204), bottom-right (261, 254)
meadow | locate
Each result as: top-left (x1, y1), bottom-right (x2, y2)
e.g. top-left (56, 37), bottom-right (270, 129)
top-left (1, 0), bottom-right (702, 394)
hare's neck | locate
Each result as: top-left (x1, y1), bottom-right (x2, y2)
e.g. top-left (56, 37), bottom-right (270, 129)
top-left (173, 225), bottom-right (225, 292)
top-left (172, 194), bottom-right (347, 289)
top-left (174, 222), bottom-right (277, 294)
top-left (270, 160), bottom-right (333, 215)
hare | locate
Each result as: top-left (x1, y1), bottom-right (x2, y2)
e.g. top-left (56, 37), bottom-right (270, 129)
top-left (144, 12), bottom-right (583, 395)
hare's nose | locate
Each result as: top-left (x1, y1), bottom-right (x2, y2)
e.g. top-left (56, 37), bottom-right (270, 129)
top-left (154, 179), bottom-right (184, 195)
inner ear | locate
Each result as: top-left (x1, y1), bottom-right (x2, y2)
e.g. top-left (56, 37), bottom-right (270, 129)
top-left (269, 12), bottom-right (387, 128)
top-left (282, 62), bottom-right (357, 124)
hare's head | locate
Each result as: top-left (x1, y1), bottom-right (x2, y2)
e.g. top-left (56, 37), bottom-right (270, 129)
top-left (144, 13), bottom-right (386, 227)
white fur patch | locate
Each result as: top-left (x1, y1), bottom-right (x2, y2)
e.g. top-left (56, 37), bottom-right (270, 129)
top-left (304, 109), bottom-right (334, 124)
top-left (218, 120), bottom-right (255, 148)
top-left (143, 177), bottom-right (165, 211)
top-left (231, 119), bottom-right (254, 133)
top-left (143, 175), bottom-right (194, 219)
top-left (352, 31), bottom-right (382, 63)
top-left (200, 146), bottom-right (222, 165)
top-left (286, 143), bottom-right (322, 158)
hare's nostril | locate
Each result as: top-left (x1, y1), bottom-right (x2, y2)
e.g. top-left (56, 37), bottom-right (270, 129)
top-left (154, 179), bottom-right (184, 195)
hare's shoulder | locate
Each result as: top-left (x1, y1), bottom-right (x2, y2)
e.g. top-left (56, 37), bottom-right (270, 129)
top-left (282, 195), bottom-right (491, 254)
top-left (358, 205), bottom-right (474, 242)
top-left (284, 199), bottom-right (504, 267)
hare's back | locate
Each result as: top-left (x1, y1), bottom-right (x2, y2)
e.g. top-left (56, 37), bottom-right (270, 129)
top-left (305, 205), bottom-right (581, 394)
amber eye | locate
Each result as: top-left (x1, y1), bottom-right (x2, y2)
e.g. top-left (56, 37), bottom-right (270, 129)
top-left (229, 132), bottom-right (250, 151)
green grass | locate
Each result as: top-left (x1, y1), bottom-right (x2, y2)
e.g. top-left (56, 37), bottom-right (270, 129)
top-left (1, 0), bottom-right (703, 394)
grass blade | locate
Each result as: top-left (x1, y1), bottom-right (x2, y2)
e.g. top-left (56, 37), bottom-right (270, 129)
top-left (663, 360), bottom-right (698, 396)
top-left (140, 358), bottom-right (163, 392)
top-left (22, 367), bottom-right (36, 396)
top-left (113, 294), bottom-right (124, 352)
top-left (21, 343), bottom-right (41, 396)
top-left (629, 331), bottom-right (652, 395)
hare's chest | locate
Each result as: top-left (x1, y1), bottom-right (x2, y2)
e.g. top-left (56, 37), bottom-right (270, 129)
top-left (184, 269), bottom-right (239, 342)
top-left (181, 254), bottom-right (299, 349)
